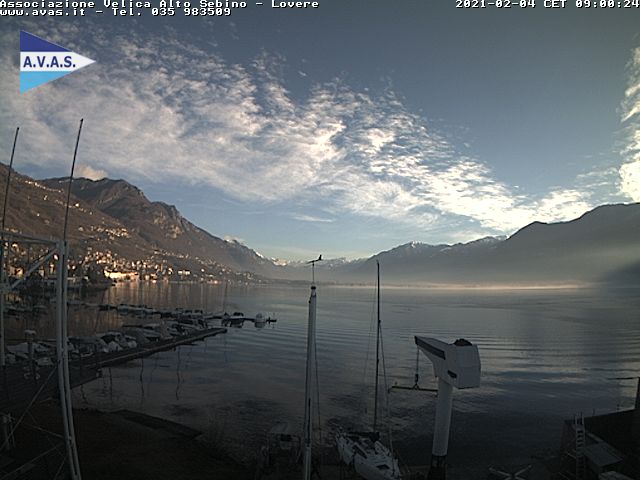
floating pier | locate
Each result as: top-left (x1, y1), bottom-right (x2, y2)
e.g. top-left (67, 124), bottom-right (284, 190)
top-left (0, 326), bottom-right (226, 413)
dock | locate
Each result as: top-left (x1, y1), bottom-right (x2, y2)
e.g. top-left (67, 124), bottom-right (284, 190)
top-left (0, 327), bottom-right (227, 413)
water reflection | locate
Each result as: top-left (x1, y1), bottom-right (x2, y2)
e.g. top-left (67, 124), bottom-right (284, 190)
top-left (14, 281), bottom-right (639, 473)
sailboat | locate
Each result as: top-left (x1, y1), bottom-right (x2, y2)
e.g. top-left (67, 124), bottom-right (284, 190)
top-left (336, 261), bottom-right (402, 480)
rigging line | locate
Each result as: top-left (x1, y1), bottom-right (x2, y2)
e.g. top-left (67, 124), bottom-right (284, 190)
top-left (8, 443), bottom-right (66, 480)
top-left (1, 361), bottom-right (59, 450)
top-left (25, 409), bottom-right (66, 468)
top-left (24, 414), bottom-right (65, 441)
top-left (378, 321), bottom-right (393, 452)
top-left (62, 119), bottom-right (83, 242)
top-left (360, 280), bottom-right (377, 420)
top-left (373, 260), bottom-right (381, 433)
top-left (1, 127), bottom-right (19, 234)
top-left (51, 456), bottom-right (66, 480)
top-left (313, 322), bottom-right (323, 466)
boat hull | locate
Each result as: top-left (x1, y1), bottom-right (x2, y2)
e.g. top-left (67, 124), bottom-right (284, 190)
top-left (336, 432), bottom-right (401, 480)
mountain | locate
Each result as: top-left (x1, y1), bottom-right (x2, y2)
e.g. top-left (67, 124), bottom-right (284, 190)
top-left (0, 164), bottom-right (152, 261)
top-left (1, 163), bottom-right (638, 286)
top-left (337, 204), bottom-right (640, 286)
top-left (343, 237), bottom-right (504, 282)
top-left (39, 177), bottom-right (286, 279)
top-left (486, 203), bottom-right (640, 284)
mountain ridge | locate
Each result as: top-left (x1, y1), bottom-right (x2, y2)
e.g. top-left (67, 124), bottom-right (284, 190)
top-left (1, 164), bottom-right (638, 286)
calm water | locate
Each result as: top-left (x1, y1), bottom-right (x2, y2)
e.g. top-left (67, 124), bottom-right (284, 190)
top-left (65, 283), bottom-right (640, 476)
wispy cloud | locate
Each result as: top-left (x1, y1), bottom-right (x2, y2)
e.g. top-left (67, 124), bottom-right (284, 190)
top-left (290, 214), bottom-right (334, 223)
top-left (0, 21), bottom-right (602, 240)
top-left (619, 47), bottom-right (640, 201)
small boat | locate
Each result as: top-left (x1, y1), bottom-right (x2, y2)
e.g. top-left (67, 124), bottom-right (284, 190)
top-left (261, 421), bottom-right (301, 468)
top-left (99, 331), bottom-right (137, 350)
top-left (254, 313), bottom-right (266, 328)
top-left (181, 309), bottom-right (204, 320)
top-left (335, 261), bottom-right (402, 480)
top-left (122, 324), bottom-right (162, 342)
top-left (222, 312), bottom-right (245, 328)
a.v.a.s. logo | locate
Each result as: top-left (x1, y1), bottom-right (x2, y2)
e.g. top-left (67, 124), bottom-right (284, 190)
top-left (20, 30), bottom-right (95, 93)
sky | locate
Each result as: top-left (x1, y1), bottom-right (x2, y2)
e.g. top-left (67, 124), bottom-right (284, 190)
top-left (0, 4), bottom-right (638, 261)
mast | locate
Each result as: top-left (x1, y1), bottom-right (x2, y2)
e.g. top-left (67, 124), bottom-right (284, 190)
top-left (302, 282), bottom-right (316, 480)
top-left (303, 255), bottom-right (321, 480)
top-left (58, 119), bottom-right (84, 480)
top-left (0, 127), bottom-right (19, 367)
top-left (373, 260), bottom-right (380, 432)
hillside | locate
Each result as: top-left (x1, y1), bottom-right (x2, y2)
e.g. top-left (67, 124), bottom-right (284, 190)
top-left (42, 177), bottom-right (284, 279)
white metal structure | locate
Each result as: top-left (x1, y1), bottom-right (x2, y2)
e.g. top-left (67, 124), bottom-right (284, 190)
top-left (0, 233), bottom-right (82, 479)
top-left (415, 336), bottom-right (481, 480)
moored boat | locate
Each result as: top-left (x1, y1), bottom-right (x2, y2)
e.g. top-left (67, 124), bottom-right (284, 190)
top-left (335, 261), bottom-right (402, 480)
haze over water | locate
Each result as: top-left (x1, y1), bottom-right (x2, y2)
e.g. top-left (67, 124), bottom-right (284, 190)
top-left (73, 282), bottom-right (640, 476)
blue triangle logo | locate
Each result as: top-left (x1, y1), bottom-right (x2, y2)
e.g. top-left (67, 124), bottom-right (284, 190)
top-left (19, 31), bottom-right (95, 93)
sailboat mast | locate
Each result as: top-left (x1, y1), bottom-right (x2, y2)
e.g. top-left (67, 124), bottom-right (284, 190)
top-left (0, 126), bottom-right (19, 368)
top-left (302, 282), bottom-right (317, 480)
top-left (373, 260), bottom-right (380, 432)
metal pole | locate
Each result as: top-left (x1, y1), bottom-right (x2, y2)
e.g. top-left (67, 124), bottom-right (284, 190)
top-left (302, 284), bottom-right (316, 480)
top-left (62, 240), bottom-right (82, 478)
top-left (56, 241), bottom-right (82, 480)
top-left (57, 118), bottom-right (84, 480)
top-left (0, 127), bottom-right (20, 368)
top-left (373, 260), bottom-right (380, 432)
top-left (428, 378), bottom-right (454, 480)
top-left (56, 242), bottom-right (72, 473)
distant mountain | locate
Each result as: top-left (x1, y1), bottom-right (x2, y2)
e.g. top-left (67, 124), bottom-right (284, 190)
top-left (486, 203), bottom-right (640, 285)
top-left (336, 236), bottom-right (506, 284)
top-left (335, 204), bottom-right (640, 286)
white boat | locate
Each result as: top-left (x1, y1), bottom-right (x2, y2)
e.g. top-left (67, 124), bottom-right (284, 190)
top-left (336, 432), bottom-right (401, 480)
top-left (335, 261), bottom-right (402, 480)
top-left (254, 312), bottom-right (266, 328)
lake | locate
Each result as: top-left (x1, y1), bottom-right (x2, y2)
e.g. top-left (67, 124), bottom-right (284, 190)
top-left (69, 282), bottom-right (640, 477)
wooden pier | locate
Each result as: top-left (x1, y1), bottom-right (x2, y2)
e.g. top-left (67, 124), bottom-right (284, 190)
top-left (0, 327), bottom-right (227, 414)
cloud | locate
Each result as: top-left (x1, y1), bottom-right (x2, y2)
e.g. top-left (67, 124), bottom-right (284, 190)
top-left (290, 214), bottom-right (334, 223)
top-left (223, 235), bottom-right (246, 244)
top-left (0, 21), bottom-right (598, 240)
top-left (76, 165), bottom-right (107, 180)
top-left (619, 47), bottom-right (640, 201)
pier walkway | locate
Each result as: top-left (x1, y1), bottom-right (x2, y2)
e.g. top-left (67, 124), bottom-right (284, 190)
top-left (0, 327), bottom-right (227, 413)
